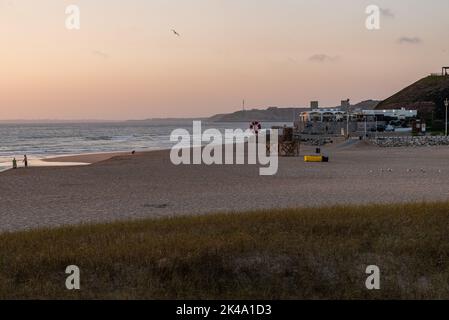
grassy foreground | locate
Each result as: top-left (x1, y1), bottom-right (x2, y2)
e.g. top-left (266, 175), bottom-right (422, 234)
top-left (1, 202), bottom-right (449, 299)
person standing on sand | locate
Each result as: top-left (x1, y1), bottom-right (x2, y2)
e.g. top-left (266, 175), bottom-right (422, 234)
top-left (23, 155), bottom-right (28, 168)
top-left (12, 158), bottom-right (17, 169)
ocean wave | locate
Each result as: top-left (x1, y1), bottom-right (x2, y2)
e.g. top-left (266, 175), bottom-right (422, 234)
top-left (0, 121), bottom-right (293, 160)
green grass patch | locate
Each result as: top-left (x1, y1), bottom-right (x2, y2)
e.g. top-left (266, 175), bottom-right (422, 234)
top-left (1, 202), bottom-right (449, 299)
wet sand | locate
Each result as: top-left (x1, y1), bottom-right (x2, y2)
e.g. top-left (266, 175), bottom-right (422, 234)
top-left (1, 141), bottom-right (449, 232)
top-left (43, 152), bottom-right (130, 164)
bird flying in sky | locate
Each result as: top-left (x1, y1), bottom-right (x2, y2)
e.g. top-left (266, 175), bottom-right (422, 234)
top-left (171, 29), bottom-right (180, 37)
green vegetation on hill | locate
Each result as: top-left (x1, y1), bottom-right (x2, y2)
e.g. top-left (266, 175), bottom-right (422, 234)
top-left (376, 75), bottom-right (449, 120)
top-left (1, 202), bottom-right (449, 299)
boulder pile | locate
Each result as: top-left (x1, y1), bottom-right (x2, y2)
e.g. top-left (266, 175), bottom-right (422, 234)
top-left (371, 136), bottom-right (449, 147)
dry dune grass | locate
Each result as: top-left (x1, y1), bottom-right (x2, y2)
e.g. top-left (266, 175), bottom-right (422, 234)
top-left (1, 202), bottom-right (449, 299)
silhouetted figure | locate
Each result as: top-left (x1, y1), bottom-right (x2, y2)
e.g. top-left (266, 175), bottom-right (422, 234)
top-left (23, 155), bottom-right (28, 168)
top-left (132, 150), bottom-right (136, 155)
top-left (12, 158), bottom-right (17, 169)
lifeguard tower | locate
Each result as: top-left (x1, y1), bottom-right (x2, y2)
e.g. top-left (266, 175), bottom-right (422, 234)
top-left (269, 126), bottom-right (300, 157)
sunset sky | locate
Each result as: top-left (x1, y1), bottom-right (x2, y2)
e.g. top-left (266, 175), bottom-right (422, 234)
top-left (1, 0), bottom-right (449, 120)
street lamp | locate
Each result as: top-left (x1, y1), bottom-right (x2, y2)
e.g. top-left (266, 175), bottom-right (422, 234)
top-left (445, 98), bottom-right (449, 136)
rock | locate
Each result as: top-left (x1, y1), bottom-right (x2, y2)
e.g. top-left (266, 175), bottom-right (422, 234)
top-left (369, 136), bottom-right (449, 148)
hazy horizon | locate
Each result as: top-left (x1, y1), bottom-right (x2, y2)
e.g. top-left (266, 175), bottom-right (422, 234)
top-left (1, 0), bottom-right (449, 120)
top-left (0, 100), bottom-right (370, 122)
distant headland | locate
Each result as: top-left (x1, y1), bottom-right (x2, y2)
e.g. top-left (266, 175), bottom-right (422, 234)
top-left (208, 100), bottom-right (380, 122)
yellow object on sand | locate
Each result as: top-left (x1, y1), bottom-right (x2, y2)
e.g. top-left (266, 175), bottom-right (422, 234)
top-left (304, 155), bottom-right (324, 162)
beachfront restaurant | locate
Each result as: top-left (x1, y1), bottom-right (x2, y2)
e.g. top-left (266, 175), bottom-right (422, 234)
top-left (299, 109), bottom-right (346, 122)
top-left (300, 108), bottom-right (417, 122)
top-left (298, 108), bottom-right (418, 135)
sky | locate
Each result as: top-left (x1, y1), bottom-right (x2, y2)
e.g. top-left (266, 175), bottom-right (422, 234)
top-left (1, 0), bottom-right (449, 120)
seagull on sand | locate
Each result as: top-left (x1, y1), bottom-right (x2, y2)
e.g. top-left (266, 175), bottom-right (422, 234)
top-left (171, 29), bottom-right (180, 37)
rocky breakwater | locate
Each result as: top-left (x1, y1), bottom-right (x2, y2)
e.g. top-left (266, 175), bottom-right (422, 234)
top-left (372, 136), bottom-right (449, 147)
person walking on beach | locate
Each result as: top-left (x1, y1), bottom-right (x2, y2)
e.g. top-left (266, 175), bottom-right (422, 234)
top-left (12, 158), bottom-right (17, 169)
top-left (23, 155), bottom-right (28, 168)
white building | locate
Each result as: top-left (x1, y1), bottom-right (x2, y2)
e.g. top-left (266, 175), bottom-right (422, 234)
top-left (360, 108), bottom-right (417, 120)
top-left (299, 107), bottom-right (417, 123)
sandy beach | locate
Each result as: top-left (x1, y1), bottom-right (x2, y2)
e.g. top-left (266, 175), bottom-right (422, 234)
top-left (1, 140), bottom-right (449, 233)
top-left (43, 152), bottom-right (130, 164)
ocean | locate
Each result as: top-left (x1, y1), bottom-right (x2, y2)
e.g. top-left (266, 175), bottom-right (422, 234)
top-left (0, 120), bottom-right (292, 172)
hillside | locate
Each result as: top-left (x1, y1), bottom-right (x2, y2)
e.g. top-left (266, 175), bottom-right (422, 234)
top-left (209, 101), bottom-right (381, 122)
top-left (352, 99), bottom-right (380, 110)
top-left (376, 75), bottom-right (449, 118)
top-left (209, 107), bottom-right (307, 122)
